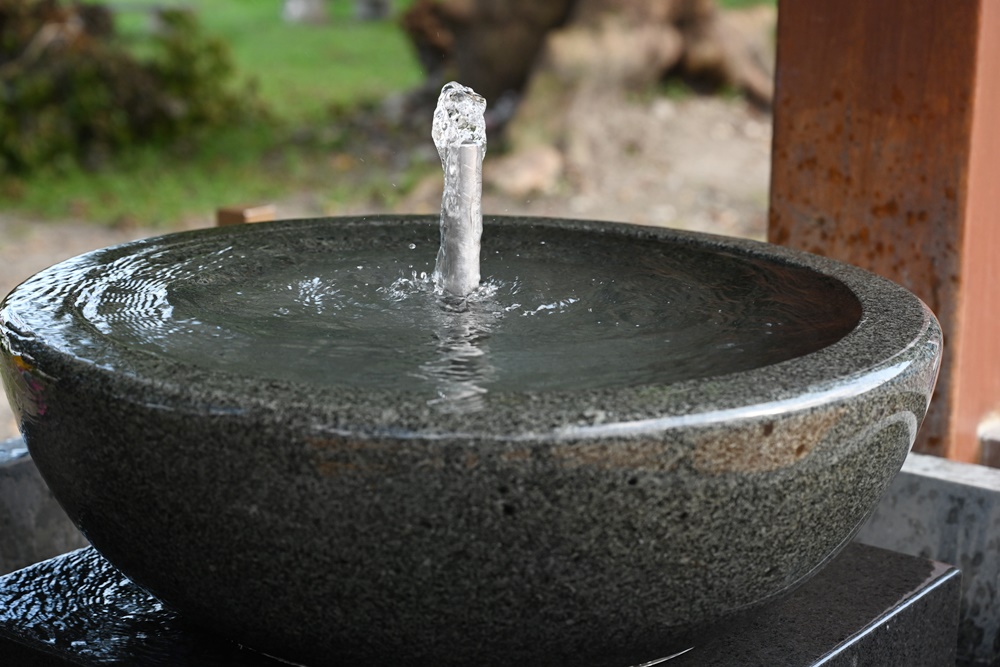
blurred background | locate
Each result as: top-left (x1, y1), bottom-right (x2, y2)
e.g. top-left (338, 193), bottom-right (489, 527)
top-left (0, 0), bottom-right (776, 438)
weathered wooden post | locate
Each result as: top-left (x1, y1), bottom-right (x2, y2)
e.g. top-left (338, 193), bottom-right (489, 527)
top-left (769, 0), bottom-right (1000, 463)
top-left (215, 204), bottom-right (276, 227)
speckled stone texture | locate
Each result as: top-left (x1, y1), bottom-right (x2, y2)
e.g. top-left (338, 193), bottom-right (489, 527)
top-left (0, 544), bottom-right (960, 666)
top-left (0, 216), bottom-right (943, 666)
top-left (858, 453), bottom-right (1000, 666)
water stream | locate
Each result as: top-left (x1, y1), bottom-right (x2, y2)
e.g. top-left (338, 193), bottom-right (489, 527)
top-left (432, 82), bottom-right (487, 298)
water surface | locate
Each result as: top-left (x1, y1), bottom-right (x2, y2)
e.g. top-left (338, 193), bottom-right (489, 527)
top-left (2, 220), bottom-right (862, 410)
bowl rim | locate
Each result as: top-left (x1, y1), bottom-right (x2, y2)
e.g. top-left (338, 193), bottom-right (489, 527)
top-left (0, 214), bottom-right (942, 441)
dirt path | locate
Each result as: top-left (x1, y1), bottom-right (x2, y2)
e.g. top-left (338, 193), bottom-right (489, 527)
top-left (0, 95), bottom-right (771, 441)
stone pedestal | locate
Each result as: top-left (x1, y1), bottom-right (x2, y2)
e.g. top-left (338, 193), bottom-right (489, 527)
top-left (0, 440), bottom-right (87, 576)
top-left (0, 543), bottom-right (959, 666)
top-left (858, 453), bottom-right (1000, 665)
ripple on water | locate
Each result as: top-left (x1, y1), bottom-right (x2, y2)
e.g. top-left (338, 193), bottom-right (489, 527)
top-left (1, 225), bottom-right (862, 411)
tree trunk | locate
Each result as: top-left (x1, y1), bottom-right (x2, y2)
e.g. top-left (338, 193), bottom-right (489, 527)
top-left (402, 0), bottom-right (774, 195)
top-left (402, 0), bottom-right (774, 110)
top-left (402, 0), bottom-right (575, 104)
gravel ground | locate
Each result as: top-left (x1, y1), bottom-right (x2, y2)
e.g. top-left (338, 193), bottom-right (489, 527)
top-left (0, 95), bottom-right (771, 441)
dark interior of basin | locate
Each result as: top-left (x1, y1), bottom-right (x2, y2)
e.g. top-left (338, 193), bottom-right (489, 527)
top-left (4, 218), bottom-right (862, 407)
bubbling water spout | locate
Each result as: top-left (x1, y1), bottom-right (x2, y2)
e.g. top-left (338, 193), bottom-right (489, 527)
top-left (432, 82), bottom-right (487, 298)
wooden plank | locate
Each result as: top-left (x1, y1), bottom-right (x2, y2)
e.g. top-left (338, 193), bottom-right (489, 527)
top-left (216, 204), bottom-right (276, 227)
top-left (769, 0), bottom-right (999, 461)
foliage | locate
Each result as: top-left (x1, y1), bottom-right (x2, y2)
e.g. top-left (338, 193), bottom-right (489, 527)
top-left (0, 1), bottom-right (254, 174)
top-left (1, 104), bottom-right (437, 227)
top-left (1, 0), bottom-right (426, 226)
top-left (98, 0), bottom-right (423, 123)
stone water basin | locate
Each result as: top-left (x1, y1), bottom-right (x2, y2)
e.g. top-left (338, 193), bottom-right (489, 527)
top-left (0, 216), bottom-right (941, 666)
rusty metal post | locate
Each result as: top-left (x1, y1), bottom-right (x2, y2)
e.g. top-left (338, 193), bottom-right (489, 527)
top-left (768, 0), bottom-right (1000, 462)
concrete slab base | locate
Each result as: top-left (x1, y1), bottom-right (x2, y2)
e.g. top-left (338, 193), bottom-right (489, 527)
top-left (0, 438), bottom-right (87, 576)
top-left (857, 452), bottom-right (1000, 666)
top-left (0, 543), bottom-right (960, 667)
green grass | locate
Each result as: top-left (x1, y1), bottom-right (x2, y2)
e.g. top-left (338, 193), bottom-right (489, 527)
top-left (108, 0), bottom-right (421, 123)
top-left (5, 125), bottom-right (288, 225)
top-left (2, 118), bottom-right (431, 226)
top-left (110, 0), bottom-right (423, 122)
top-left (2, 1), bottom-right (424, 225)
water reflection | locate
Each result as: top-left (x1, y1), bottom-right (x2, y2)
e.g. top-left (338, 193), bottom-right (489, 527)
top-left (416, 294), bottom-right (497, 413)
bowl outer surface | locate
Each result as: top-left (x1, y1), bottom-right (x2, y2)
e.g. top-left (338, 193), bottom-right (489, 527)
top-left (0, 216), bottom-right (943, 667)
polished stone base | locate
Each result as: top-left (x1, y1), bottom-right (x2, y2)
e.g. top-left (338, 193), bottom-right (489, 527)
top-left (858, 452), bottom-right (1000, 666)
top-left (671, 542), bottom-right (960, 667)
top-left (0, 543), bottom-right (959, 667)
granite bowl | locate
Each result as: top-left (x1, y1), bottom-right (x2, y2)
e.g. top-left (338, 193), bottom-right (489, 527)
top-left (0, 216), bottom-right (941, 667)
